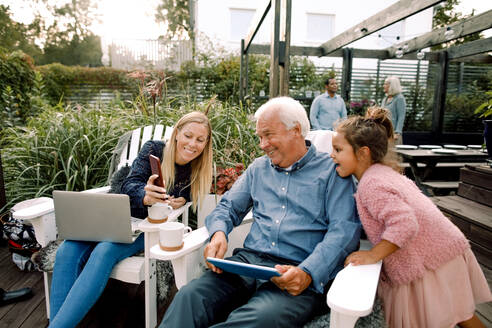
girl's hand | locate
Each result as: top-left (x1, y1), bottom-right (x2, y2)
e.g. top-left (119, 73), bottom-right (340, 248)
top-left (345, 250), bottom-right (379, 266)
top-left (143, 174), bottom-right (169, 206)
top-left (168, 196), bottom-right (186, 209)
top-left (345, 240), bottom-right (399, 266)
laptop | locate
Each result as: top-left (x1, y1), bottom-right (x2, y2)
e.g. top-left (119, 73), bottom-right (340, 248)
top-left (53, 191), bottom-right (141, 243)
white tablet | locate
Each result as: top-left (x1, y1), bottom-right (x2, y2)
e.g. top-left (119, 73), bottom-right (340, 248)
top-left (206, 257), bottom-right (281, 280)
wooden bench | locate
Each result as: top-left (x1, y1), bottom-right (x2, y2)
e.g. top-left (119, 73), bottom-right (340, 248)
top-left (433, 165), bottom-right (492, 269)
top-left (421, 181), bottom-right (459, 196)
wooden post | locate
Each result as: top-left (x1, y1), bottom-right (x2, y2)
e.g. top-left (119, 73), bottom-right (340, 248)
top-left (412, 59), bottom-right (421, 114)
top-left (240, 39), bottom-right (245, 102)
top-left (375, 59), bottom-right (381, 103)
top-left (458, 62), bottom-right (464, 94)
top-left (245, 50), bottom-right (249, 102)
top-left (341, 48), bottom-right (353, 102)
top-left (269, 0), bottom-right (281, 98)
top-left (279, 0), bottom-right (291, 96)
top-left (0, 151), bottom-right (6, 211)
top-left (432, 50), bottom-right (449, 142)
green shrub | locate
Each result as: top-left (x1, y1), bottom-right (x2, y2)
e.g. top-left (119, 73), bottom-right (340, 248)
top-left (2, 105), bottom-right (131, 210)
top-left (37, 64), bottom-right (139, 105)
top-left (1, 98), bottom-right (260, 212)
top-left (0, 50), bottom-right (36, 127)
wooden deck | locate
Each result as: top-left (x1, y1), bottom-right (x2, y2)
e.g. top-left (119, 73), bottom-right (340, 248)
top-left (0, 243), bottom-right (172, 328)
top-left (0, 242), bottom-right (491, 327)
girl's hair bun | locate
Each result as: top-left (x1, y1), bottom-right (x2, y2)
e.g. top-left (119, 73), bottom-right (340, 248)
top-left (365, 106), bottom-right (394, 139)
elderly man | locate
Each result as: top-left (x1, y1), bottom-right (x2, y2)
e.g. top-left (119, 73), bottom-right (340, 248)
top-left (160, 97), bottom-right (360, 328)
top-left (310, 78), bottom-right (347, 131)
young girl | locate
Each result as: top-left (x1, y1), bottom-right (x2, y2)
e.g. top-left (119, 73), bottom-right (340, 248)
top-left (331, 107), bottom-right (492, 328)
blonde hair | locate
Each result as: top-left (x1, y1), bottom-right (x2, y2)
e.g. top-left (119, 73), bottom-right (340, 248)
top-left (161, 111), bottom-right (213, 211)
top-left (384, 76), bottom-right (402, 96)
top-left (336, 106), bottom-right (402, 173)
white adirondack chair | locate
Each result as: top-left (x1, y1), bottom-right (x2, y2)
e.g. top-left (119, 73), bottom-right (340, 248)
top-left (144, 130), bottom-right (383, 328)
top-left (12, 124), bottom-right (186, 328)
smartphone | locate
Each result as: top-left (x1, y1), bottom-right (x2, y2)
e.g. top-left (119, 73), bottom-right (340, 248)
top-left (149, 154), bottom-right (165, 188)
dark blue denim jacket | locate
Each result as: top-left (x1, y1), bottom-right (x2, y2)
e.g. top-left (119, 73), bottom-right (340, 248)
top-left (121, 140), bottom-right (191, 219)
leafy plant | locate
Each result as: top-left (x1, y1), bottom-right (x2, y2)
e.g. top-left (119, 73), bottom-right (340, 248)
top-left (211, 164), bottom-right (245, 195)
top-left (474, 90), bottom-right (492, 119)
top-left (0, 50), bottom-right (36, 127)
top-left (348, 99), bottom-right (375, 116)
top-left (1, 104), bottom-right (137, 212)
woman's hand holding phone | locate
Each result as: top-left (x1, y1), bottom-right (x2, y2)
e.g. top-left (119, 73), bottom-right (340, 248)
top-left (143, 175), bottom-right (170, 206)
top-left (144, 155), bottom-right (169, 206)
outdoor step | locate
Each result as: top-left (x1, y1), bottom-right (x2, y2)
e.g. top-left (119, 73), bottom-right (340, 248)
top-left (421, 181), bottom-right (459, 189)
top-left (421, 181), bottom-right (459, 195)
top-left (457, 183), bottom-right (492, 208)
top-left (460, 166), bottom-right (492, 190)
top-left (433, 195), bottom-right (492, 269)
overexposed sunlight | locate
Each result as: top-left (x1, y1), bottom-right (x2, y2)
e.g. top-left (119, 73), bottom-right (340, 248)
top-left (93, 0), bottom-right (165, 41)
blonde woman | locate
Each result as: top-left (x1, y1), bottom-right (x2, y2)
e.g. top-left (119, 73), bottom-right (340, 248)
top-left (48, 111), bottom-right (213, 328)
top-left (381, 76), bottom-right (406, 144)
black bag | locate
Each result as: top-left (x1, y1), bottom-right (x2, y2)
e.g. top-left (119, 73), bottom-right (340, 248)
top-left (1, 199), bottom-right (45, 271)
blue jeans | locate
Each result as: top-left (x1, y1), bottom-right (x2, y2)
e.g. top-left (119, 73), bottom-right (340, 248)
top-left (160, 248), bottom-right (327, 328)
top-left (48, 234), bottom-right (144, 327)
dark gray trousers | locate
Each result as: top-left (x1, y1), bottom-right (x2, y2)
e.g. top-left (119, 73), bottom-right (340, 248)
top-left (160, 249), bottom-right (328, 328)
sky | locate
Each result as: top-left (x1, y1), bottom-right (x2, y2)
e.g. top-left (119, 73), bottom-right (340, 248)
top-left (1, 0), bottom-right (490, 42)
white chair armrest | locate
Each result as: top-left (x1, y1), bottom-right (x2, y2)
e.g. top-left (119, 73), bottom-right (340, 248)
top-left (82, 186), bottom-right (111, 194)
top-left (12, 199), bottom-right (54, 221)
top-left (327, 261), bottom-right (382, 317)
top-left (150, 227), bottom-right (210, 261)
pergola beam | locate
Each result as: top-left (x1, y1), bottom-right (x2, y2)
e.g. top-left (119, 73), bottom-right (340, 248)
top-left (447, 37), bottom-right (492, 60)
top-left (319, 0), bottom-right (444, 56)
top-left (249, 44), bottom-right (389, 59)
top-left (387, 10), bottom-right (492, 57)
top-left (244, 0), bottom-right (271, 53)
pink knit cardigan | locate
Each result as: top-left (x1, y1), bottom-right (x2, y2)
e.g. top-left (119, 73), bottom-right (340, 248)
top-left (355, 164), bottom-right (469, 286)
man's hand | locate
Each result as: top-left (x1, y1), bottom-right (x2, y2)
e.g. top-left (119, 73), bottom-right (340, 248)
top-left (271, 265), bottom-right (312, 296)
top-left (204, 231), bottom-right (228, 273)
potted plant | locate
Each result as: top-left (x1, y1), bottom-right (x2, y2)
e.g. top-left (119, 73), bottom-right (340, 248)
top-left (474, 90), bottom-right (492, 158)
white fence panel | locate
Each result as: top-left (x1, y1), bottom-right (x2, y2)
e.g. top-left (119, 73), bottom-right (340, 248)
top-left (110, 39), bottom-right (192, 71)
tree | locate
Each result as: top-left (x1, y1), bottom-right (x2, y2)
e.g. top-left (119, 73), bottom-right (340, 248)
top-left (39, 0), bottom-right (102, 66)
top-left (0, 5), bottom-right (43, 61)
top-left (155, 0), bottom-right (195, 56)
top-left (0, 0), bottom-right (102, 66)
top-left (432, 0), bottom-right (482, 51)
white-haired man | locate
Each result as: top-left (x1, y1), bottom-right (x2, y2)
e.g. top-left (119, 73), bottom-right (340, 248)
top-left (160, 97), bottom-right (361, 327)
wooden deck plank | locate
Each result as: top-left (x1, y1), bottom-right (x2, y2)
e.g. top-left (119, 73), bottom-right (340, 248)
top-left (475, 265), bottom-right (492, 327)
top-left (0, 272), bottom-right (43, 327)
top-left (18, 300), bottom-right (48, 328)
top-left (460, 167), bottom-right (492, 190)
top-left (433, 196), bottom-right (492, 230)
top-left (0, 274), bottom-right (44, 328)
top-left (457, 183), bottom-right (492, 208)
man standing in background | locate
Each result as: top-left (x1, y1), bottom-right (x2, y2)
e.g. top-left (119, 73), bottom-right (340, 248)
top-left (310, 78), bottom-right (347, 131)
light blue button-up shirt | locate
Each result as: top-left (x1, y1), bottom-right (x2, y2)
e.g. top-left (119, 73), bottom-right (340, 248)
top-left (310, 93), bottom-right (347, 131)
top-left (205, 142), bottom-right (361, 293)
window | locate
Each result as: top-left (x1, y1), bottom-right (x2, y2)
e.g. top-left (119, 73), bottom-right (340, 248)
top-left (230, 8), bottom-right (256, 41)
top-left (306, 13), bottom-right (334, 42)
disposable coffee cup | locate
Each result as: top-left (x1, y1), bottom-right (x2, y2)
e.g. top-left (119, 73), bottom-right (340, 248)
top-left (148, 203), bottom-right (172, 224)
top-left (159, 222), bottom-right (192, 251)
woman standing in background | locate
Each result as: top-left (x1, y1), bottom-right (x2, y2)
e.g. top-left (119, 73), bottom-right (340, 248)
top-left (381, 76), bottom-right (406, 144)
